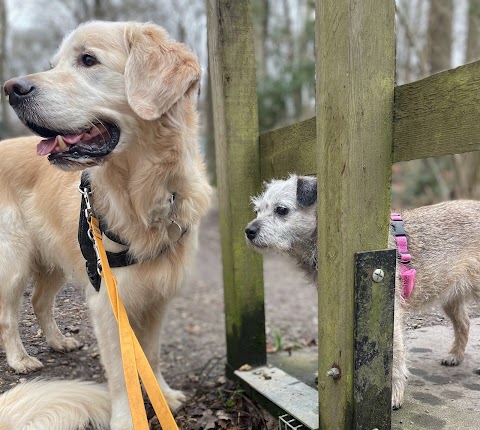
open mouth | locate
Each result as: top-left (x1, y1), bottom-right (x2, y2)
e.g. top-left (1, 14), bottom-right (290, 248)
top-left (26, 121), bottom-right (120, 166)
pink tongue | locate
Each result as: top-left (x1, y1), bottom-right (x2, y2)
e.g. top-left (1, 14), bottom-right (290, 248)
top-left (37, 138), bottom-right (57, 156)
top-left (36, 133), bottom-right (84, 156)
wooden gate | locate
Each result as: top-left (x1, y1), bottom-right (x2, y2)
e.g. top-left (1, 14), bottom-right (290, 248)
top-left (207, 1), bottom-right (480, 428)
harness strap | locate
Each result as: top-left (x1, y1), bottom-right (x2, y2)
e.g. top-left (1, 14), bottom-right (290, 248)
top-left (88, 215), bottom-right (179, 430)
top-left (78, 172), bottom-right (137, 291)
top-left (391, 213), bottom-right (416, 299)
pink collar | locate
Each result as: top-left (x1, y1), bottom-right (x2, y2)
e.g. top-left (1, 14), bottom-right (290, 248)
top-left (391, 213), bottom-right (416, 299)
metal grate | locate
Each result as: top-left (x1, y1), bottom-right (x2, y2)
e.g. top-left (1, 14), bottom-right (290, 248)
top-left (279, 414), bottom-right (306, 430)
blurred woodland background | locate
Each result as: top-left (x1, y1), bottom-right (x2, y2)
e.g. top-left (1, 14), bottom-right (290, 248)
top-left (0, 0), bottom-right (478, 209)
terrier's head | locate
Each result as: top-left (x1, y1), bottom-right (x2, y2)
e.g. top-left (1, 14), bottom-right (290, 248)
top-left (245, 175), bottom-right (317, 254)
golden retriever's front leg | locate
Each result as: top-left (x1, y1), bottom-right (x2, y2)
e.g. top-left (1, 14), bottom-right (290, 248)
top-left (0, 209), bottom-right (43, 373)
top-left (32, 269), bottom-right (81, 352)
top-left (136, 300), bottom-right (186, 411)
top-left (0, 278), bottom-right (44, 373)
top-left (88, 286), bottom-right (133, 430)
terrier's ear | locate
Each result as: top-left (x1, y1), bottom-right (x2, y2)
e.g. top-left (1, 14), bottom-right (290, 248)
top-left (296, 176), bottom-right (317, 208)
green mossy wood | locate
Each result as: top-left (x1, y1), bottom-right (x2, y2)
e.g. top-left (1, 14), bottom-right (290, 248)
top-left (315, 1), bottom-right (395, 429)
top-left (259, 61), bottom-right (480, 179)
top-left (206, 0), bottom-right (267, 371)
top-left (394, 61), bottom-right (480, 161)
top-left (354, 250), bottom-right (396, 429)
top-left (260, 117), bottom-right (317, 179)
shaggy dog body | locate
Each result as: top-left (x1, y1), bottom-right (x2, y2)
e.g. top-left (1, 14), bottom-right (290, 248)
top-left (246, 175), bottom-right (480, 410)
top-left (0, 21), bottom-right (211, 430)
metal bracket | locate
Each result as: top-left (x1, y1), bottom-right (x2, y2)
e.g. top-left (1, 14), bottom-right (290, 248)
top-left (235, 365), bottom-right (318, 429)
top-left (354, 249), bottom-right (396, 429)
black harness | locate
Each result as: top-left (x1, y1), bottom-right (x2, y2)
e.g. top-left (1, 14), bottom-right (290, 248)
top-left (78, 172), bottom-right (187, 292)
top-left (78, 172), bottom-right (137, 291)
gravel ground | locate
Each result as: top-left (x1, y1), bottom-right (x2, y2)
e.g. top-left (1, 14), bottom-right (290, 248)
top-left (1, 195), bottom-right (479, 429)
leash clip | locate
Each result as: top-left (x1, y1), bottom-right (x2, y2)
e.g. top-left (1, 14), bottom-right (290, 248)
top-left (91, 241), bottom-right (103, 276)
top-left (79, 185), bottom-right (94, 220)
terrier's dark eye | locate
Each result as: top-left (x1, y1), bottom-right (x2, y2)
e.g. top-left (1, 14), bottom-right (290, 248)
top-left (275, 206), bottom-right (289, 216)
top-left (80, 54), bottom-right (98, 67)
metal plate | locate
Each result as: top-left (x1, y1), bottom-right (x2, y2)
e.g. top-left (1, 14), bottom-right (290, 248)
top-left (354, 249), bottom-right (396, 429)
top-left (235, 366), bottom-right (318, 429)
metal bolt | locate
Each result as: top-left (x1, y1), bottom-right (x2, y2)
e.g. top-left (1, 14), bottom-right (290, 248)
top-left (372, 268), bottom-right (384, 283)
top-left (326, 367), bottom-right (340, 378)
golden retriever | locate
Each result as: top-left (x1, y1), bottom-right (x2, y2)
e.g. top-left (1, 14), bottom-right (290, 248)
top-left (0, 21), bottom-right (211, 430)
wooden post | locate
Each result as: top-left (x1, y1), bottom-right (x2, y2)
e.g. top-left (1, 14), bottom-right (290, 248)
top-left (206, 0), bottom-right (266, 372)
top-left (315, 1), bottom-right (396, 428)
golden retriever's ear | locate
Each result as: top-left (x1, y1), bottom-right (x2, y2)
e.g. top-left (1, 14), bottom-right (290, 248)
top-left (124, 24), bottom-right (201, 120)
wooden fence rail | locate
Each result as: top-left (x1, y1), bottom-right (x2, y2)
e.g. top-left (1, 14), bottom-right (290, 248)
top-left (261, 60), bottom-right (480, 181)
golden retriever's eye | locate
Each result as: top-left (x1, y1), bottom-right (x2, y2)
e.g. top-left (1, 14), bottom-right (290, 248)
top-left (80, 54), bottom-right (99, 67)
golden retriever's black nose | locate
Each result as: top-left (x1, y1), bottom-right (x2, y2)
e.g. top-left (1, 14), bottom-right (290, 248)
top-left (4, 78), bottom-right (36, 107)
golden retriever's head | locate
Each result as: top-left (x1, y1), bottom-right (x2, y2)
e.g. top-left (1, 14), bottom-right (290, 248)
top-left (3, 21), bottom-right (201, 170)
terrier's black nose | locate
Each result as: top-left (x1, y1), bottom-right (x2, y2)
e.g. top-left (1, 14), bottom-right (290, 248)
top-left (4, 78), bottom-right (36, 107)
top-left (245, 225), bottom-right (258, 241)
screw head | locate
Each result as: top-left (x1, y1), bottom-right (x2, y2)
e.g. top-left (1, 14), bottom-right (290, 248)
top-left (326, 367), bottom-right (340, 378)
top-left (372, 268), bottom-right (385, 283)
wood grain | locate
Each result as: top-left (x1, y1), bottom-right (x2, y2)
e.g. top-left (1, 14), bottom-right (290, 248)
top-left (206, 0), bottom-right (266, 371)
top-left (315, 0), bottom-right (395, 428)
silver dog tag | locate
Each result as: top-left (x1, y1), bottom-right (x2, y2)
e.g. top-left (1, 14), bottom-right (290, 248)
top-left (167, 220), bottom-right (182, 242)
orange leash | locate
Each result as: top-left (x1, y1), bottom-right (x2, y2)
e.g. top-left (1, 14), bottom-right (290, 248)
top-left (88, 215), bottom-right (179, 430)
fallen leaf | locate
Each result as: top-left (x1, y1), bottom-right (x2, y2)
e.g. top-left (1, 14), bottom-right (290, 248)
top-left (216, 410), bottom-right (232, 421)
top-left (266, 344), bottom-right (277, 353)
top-left (186, 324), bottom-right (202, 335)
top-left (196, 409), bottom-right (217, 430)
top-left (238, 364), bottom-right (252, 371)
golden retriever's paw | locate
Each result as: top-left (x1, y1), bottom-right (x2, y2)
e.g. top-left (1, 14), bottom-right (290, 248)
top-left (110, 408), bottom-right (134, 430)
top-left (164, 389), bottom-right (187, 411)
top-left (11, 355), bottom-right (44, 373)
top-left (49, 336), bottom-right (82, 352)
top-left (110, 418), bottom-right (134, 430)
top-left (441, 354), bottom-right (463, 366)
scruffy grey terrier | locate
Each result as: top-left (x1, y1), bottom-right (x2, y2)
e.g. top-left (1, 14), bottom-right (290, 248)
top-left (245, 174), bottom-right (480, 410)
top-left (245, 175), bottom-right (318, 283)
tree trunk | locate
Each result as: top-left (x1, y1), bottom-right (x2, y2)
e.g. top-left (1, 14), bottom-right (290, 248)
top-left (281, 0), bottom-right (301, 118)
top-left (253, 0), bottom-right (269, 79)
top-left (453, 0), bottom-right (480, 199)
top-left (94, 0), bottom-right (110, 20)
top-left (467, 0), bottom-right (480, 62)
top-left (204, 63), bottom-right (216, 185)
top-left (425, 0), bottom-right (456, 199)
top-left (427, 0), bottom-right (454, 74)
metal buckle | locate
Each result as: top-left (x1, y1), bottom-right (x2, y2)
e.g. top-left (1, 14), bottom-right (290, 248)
top-left (390, 220), bottom-right (405, 237)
